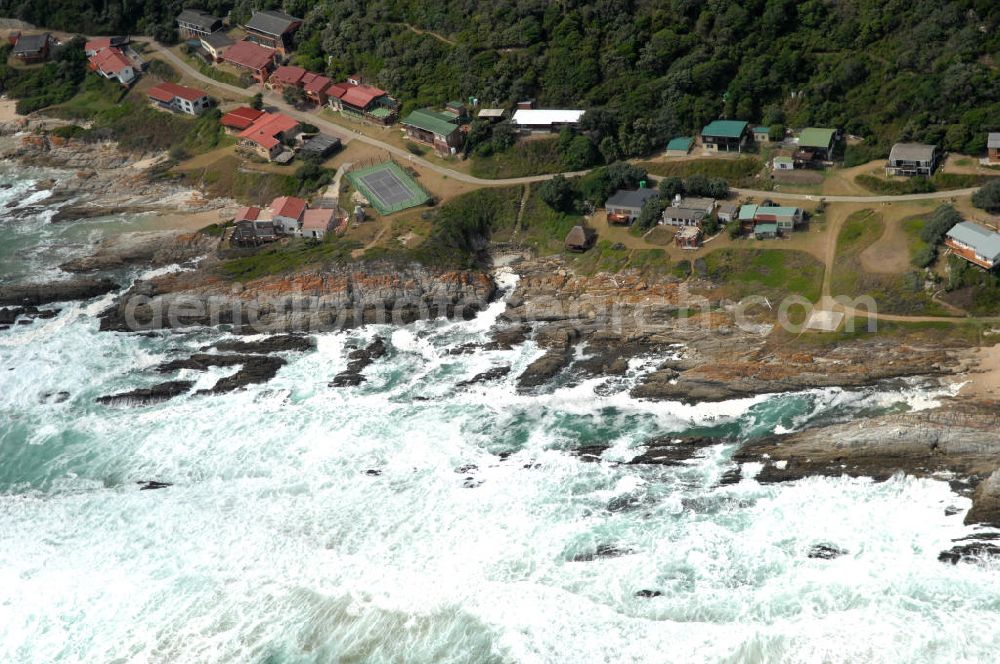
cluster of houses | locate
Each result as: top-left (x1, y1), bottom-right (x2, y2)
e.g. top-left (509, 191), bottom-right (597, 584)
top-left (601, 183), bottom-right (805, 249)
top-left (231, 194), bottom-right (346, 246)
top-left (219, 105), bottom-right (343, 163)
top-left (84, 36), bottom-right (141, 86)
top-left (666, 121), bottom-right (842, 169)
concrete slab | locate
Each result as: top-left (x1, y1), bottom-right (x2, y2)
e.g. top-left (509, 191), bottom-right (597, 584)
top-left (805, 308), bottom-right (844, 332)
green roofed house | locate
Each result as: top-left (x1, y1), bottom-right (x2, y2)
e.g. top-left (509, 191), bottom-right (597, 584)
top-left (666, 136), bottom-right (693, 156)
top-left (753, 126), bottom-right (770, 143)
top-left (401, 109), bottom-right (463, 154)
top-left (798, 128), bottom-right (839, 161)
top-left (701, 120), bottom-right (751, 153)
top-left (754, 222), bottom-right (778, 240)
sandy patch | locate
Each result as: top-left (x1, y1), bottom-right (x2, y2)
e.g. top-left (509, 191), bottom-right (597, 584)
top-left (143, 207), bottom-right (236, 232)
top-left (958, 343), bottom-right (1000, 398)
top-left (859, 217), bottom-right (910, 274)
top-left (0, 99), bottom-right (25, 124)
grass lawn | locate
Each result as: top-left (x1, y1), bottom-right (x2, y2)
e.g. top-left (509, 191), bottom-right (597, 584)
top-left (505, 187), bottom-right (579, 254)
top-left (701, 248), bottom-right (824, 303)
top-left (469, 137), bottom-right (564, 179)
top-left (636, 157), bottom-right (764, 186)
top-left (831, 210), bottom-right (948, 316)
top-left (177, 154), bottom-right (300, 204)
top-left (219, 237), bottom-right (362, 281)
top-left (44, 76), bottom-right (126, 118)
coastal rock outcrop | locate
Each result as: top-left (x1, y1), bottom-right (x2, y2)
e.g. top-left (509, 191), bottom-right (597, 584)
top-left (0, 278), bottom-right (117, 306)
top-left (99, 261), bottom-right (496, 334)
top-left (96, 380), bottom-right (195, 406)
top-left (330, 336), bottom-right (387, 387)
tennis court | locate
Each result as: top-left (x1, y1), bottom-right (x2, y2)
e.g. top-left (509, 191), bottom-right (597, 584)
top-left (346, 162), bottom-right (429, 215)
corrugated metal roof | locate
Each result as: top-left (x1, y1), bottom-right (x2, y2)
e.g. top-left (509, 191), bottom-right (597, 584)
top-left (605, 188), bottom-right (659, 209)
top-left (666, 136), bottom-right (693, 152)
top-left (799, 127), bottom-right (837, 149)
top-left (701, 120), bottom-right (749, 139)
top-left (402, 109), bottom-right (458, 137)
top-left (947, 222), bottom-right (1000, 261)
top-left (245, 9), bottom-right (300, 37)
top-left (989, 133), bottom-right (1000, 149)
top-left (889, 143), bottom-right (936, 162)
top-left (512, 109), bottom-right (584, 126)
top-left (738, 204), bottom-right (758, 221)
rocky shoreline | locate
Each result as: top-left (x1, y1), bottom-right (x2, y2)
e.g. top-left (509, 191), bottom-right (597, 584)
top-left (0, 125), bottom-right (234, 225)
top-left (3, 132), bottom-right (1000, 565)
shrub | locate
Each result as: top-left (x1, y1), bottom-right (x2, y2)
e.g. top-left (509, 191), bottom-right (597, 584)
top-left (538, 175), bottom-right (576, 213)
top-left (972, 180), bottom-right (1000, 213)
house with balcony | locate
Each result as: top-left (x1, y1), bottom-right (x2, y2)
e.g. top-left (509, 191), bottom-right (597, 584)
top-left (243, 10), bottom-right (301, 54)
top-left (701, 120), bottom-right (751, 153)
top-left (176, 9), bottom-right (222, 38)
top-left (886, 143), bottom-right (938, 176)
top-left (945, 221), bottom-right (1000, 270)
top-left (12, 32), bottom-right (50, 63)
top-left (327, 79), bottom-right (397, 125)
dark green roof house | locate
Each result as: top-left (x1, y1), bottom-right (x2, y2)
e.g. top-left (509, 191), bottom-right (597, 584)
top-left (701, 120), bottom-right (751, 153)
top-left (797, 128), bottom-right (839, 161)
top-left (402, 109), bottom-right (463, 154)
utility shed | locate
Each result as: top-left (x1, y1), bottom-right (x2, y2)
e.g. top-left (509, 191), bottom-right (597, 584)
top-left (565, 225), bottom-right (596, 252)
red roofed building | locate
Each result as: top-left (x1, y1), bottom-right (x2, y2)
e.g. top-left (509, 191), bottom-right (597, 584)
top-left (147, 82), bottom-right (210, 116)
top-left (88, 47), bottom-right (136, 86)
top-left (328, 80), bottom-right (397, 126)
top-left (220, 106), bottom-right (266, 133)
top-left (237, 112), bottom-right (299, 162)
top-left (84, 37), bottom-right (111, 57)
top-left (300, 208), bottom-right (338, 239)
top-left (301, 72), bottom-right (333, 104)
top-left (268, 65), bottom-right (306, 91)
top-left (269, 196), bottom-right (307, 234)
top-left (222, 40), bottom-right (277, 84)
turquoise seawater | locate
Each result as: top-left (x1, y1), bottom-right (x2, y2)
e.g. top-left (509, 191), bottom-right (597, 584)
top-left (2, 167), bottom-right (999, 663)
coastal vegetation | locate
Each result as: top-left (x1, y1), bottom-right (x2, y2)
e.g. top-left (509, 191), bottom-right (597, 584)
top-left (11, 1), bottom-right (1000, 167)
top-left (701, 248), bottom-right (824, 303)
top-left (219, 237), bottom-right (363, 281)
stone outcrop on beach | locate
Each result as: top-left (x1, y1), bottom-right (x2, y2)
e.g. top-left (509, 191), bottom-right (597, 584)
top-left (728, 398), bottom-right (1000, 562)
top-left (0, 278), bottom-right (117, 306)
top-left (0, 133), bottom-right (233, 222)
top-left (59, 231), bottom-right (219, 273)
top-left (494, 256), bottom-right (970, 402)
top-left (99, 261), bottom-right (496, 334)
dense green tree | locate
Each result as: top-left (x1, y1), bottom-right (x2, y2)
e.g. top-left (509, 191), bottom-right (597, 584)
top-left (10, 0), bottom-right (1000, 159)
top-left (972, 180), bottom-right (1000, 213)
top-left (658, 176), bottom-right (685, 200)
top-left (920, 204), bottom-right (963, 246)
top-left (538, 175), bottom-right (576, 212)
